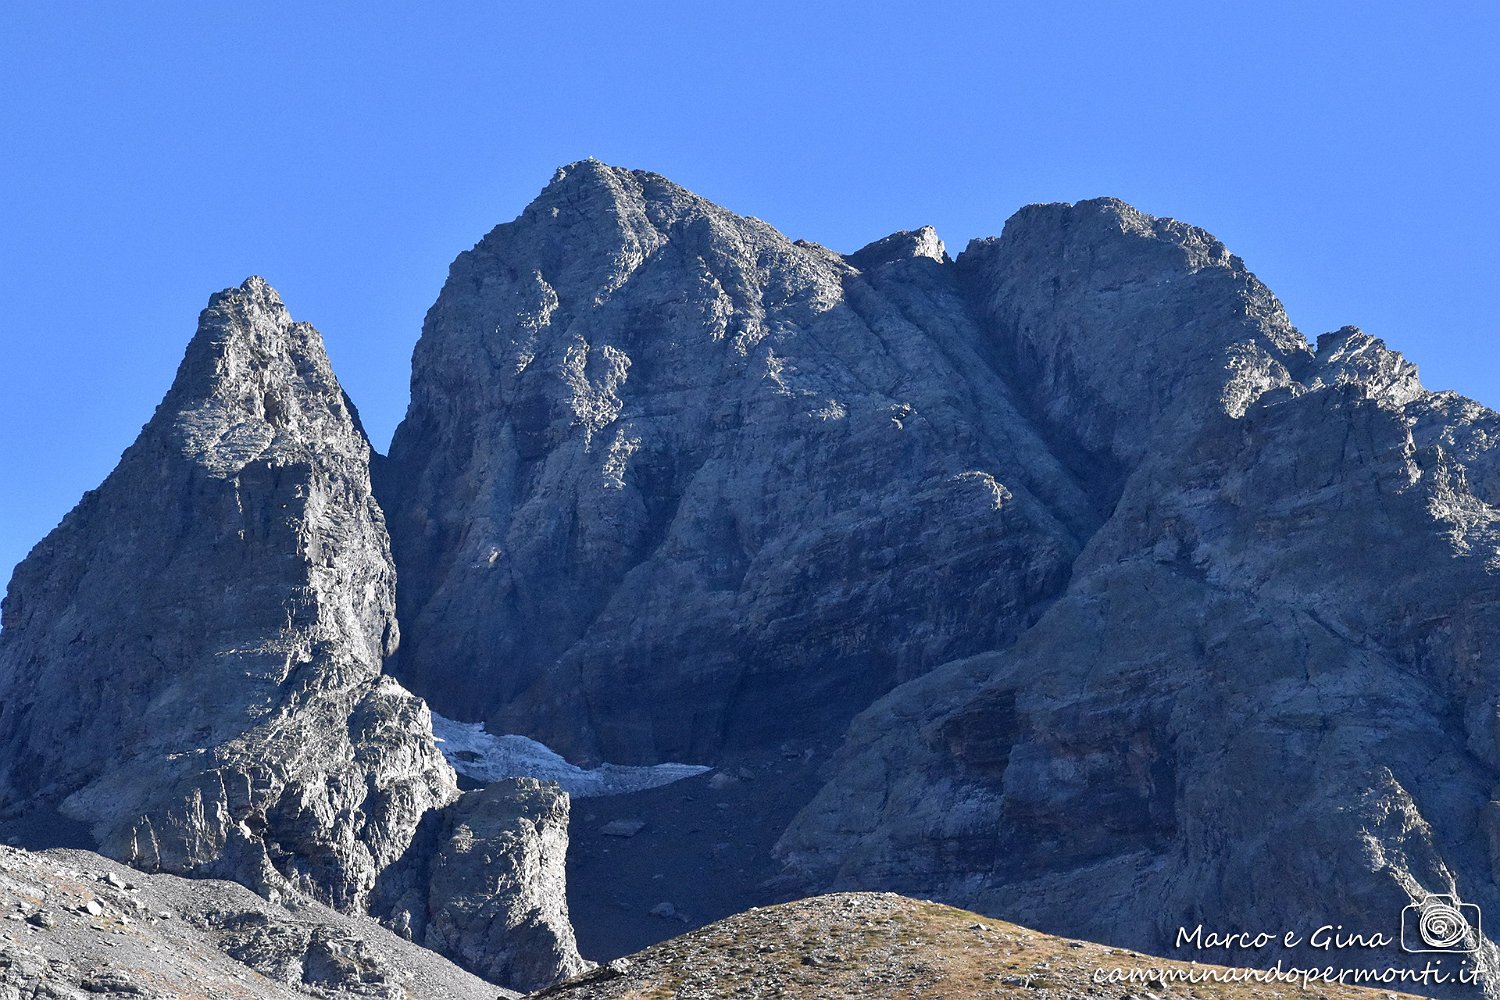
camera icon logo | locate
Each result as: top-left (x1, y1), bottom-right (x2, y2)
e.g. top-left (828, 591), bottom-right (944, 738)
top-left (1402, 894), bottom-right (1482, 953)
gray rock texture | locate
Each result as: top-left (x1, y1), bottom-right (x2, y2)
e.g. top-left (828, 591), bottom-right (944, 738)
top-left (0, 279), bottom-right (458, 911)
top-left (375, 778), bottom-right (588, 993)
top-left (382, 160), bottom-right (1095, 764)
top-left (8, 165), bottom-right (1500, 997)
top-left (777, 199), bottom-right (1500, 989)
top-left (381, 168), bottom-right (1500, 990)
top-left (0, 844), bottom-right (510, 999)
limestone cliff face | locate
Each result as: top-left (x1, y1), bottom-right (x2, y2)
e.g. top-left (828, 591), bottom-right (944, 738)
top-left (374, 778), bottom-right (589, 993)
top-left (383, 169), bottom-right (1500, 989)
top-left (0, 278), bottom-right (458, 912)
top-left (958, 198), bottom-right (1310, 473)
top-left (382, 160), bottom-right (1094, 765)
top-left (8, 166), bottom-right (1500, 995)
top-left (779, 201), bottom-right (1500, 988)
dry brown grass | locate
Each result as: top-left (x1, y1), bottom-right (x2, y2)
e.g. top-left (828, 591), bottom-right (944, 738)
top-left (534, 893), bottom-right (1440, 1000)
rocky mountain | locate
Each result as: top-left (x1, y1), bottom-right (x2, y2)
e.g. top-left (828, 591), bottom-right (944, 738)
top-left (776, 201), bottom-right (1500, 988)
top-left (5, 163), bottom-right (1499, 996)
top-left (381, 160), bottom-right (1094, 765)
top-left (0, 278), bottom-right (583, 993)
top-left (379, 165), bottom-right (1500, 990)
top-left (0, 278), bottom-right (454, 910)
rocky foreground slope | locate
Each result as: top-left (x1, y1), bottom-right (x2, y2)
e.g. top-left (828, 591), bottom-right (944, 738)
top-left (0, 844), bottom-right (506, 999)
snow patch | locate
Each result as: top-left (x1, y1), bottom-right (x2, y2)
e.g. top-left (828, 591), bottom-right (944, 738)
top-left (431, 712), bottom-right (711, 798)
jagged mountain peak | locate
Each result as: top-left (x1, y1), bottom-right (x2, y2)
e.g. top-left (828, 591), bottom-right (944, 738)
top-left (1312, 324), bottom-right (1426, 408)
top-left (983, 195), bottom-right (1224, 252)
top-left (186, 275), bottom-right (304, 368)
top-left (213, 272), bottom-right (282, 303)
top-left (0, 274), bottom-right (588, 989)
top-left (847, 225), bottom-right (948, 269)
top-left (162, 276), bottom-right (366, 473)
top-left (0, 280), bottom-right (456, 914)
top-left (11, 164), bottom-right (1500, 996)
top-left (388, 168), bottom-right (1367, 764)
top-left (382, 164), bottom-right (1098, 764)
top-left (958, 192), bottom-right (1312, 467)
top-left (964, 195), bottom-right (1289, 305)
top-left (529, 159), bottom-right (657, 226)
top-left (463, 159), bottom-right (809, 315)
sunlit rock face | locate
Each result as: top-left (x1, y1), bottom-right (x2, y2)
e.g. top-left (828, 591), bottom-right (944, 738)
top-left (0, 278), bottom-right (458, 912)
top-left (7, 162), bottom-right (1498, 995)
top-left (780, 199), bottom-right (1500, 992)
top-left (382, 160), bottom-right (1095, 765)
top-left (374, 778), bottom-right (589, 993)
top-left (385, 167), bottom-right (1500, 992)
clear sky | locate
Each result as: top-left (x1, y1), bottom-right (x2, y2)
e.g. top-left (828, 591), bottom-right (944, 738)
top-left (2, 2), bottom-right (1497, 580)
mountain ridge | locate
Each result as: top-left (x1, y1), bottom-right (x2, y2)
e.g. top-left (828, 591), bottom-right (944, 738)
top-left (4, 162), bottom-right (1499, 997)
top-left (375, 162), bottom-right (1500, 993)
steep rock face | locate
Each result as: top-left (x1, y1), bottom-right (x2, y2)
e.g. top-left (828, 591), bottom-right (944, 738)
top-left (958, 198), bottom-right (1311, 478)
top-left (0, 278), bottom-right (457, 912)
top-left (383, 170), bottom-right (1500, 986)
top-left (375, 778), bottom-right (588, 993)
top-left (779, 203), bottom-right (1500, 988)
top-left (382, 160), bottom-right (1096, 763)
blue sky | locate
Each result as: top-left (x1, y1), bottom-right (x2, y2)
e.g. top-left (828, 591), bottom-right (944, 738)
top-left (2, 2), bottom-right (1497, 579)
